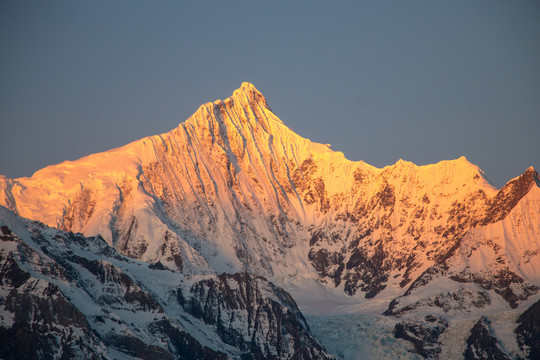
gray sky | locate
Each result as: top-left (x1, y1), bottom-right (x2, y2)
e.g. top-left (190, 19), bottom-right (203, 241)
top-left (1, 1), bottom-right (539, 188)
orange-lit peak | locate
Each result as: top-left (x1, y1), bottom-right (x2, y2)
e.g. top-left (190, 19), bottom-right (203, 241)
top-left (230, 82), bottom-right (270, 110)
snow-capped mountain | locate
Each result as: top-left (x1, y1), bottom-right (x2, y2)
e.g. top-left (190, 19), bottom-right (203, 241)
top-left (1, 83), bottom-right (539, 359)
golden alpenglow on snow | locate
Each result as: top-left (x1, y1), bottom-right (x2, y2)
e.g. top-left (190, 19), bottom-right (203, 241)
top-left (1, 84), bottom-right (539, 359)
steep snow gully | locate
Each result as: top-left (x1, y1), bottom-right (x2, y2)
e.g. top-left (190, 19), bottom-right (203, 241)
top-left (1, 83), bottom-right (539, 359)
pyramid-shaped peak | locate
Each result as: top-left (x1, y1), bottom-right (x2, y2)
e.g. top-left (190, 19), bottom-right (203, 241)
top-left (238, 82), bottom-right (259, 93)
top-left (230, 82), bottom-right (270, 109)
top-left (524, 166), bottom-right (540, 188)
top-left (184, 82), bottom-right (277, 131)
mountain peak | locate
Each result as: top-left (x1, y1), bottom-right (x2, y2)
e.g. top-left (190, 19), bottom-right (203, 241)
top-left (230, 82), bottom-right (271, 110)
top-left (237, 81), bottom-right (259, 94)
top-left (525, 166), bottom-right (540, 188)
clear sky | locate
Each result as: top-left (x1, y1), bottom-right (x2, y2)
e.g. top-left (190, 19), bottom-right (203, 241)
top-left (1, 1), bottom-right (539, 188)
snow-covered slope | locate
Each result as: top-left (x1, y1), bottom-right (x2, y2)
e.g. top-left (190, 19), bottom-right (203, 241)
top-left (0, 207), bottom-right (333, 359)
top-left (1, 83), bottom-right (539, 358)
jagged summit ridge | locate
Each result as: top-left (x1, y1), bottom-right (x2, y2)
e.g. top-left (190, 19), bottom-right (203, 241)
top-left (0, 83), bottom-right (539, 309)
top-left (1, 82), bottom-right (540, 359)
top-left (190, 82), bottom-right (273, 127)
top-left (232, 81), bottom-right (270, 107)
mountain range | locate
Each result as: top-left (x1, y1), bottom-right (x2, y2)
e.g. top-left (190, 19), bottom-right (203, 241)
top-left (1, 83), bottom-right (539, 359)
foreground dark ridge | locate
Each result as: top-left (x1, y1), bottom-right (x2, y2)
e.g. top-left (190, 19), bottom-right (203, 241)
top-left (0, 207), bottom-right (334, 359)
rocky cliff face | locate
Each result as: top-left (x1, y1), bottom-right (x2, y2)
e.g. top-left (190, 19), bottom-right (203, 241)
top-left (0, 207), bottom-right (333, 359)
top-left (515, 298), bottom-right (540, 360)
top-left (464, 317), bottom-right (512, 360)
top-left (178, 272), bottom-right (333, 360)
top-left (1, 83), bottom-right (539, 358)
